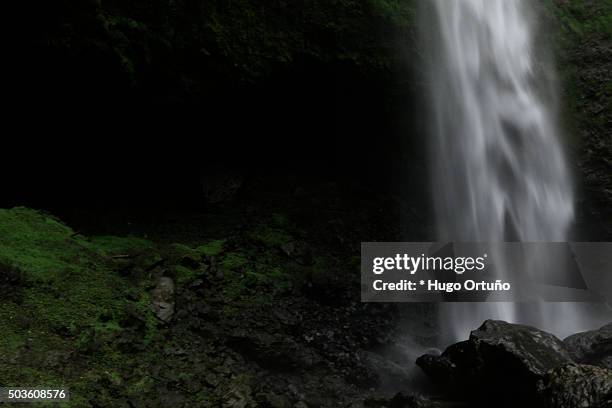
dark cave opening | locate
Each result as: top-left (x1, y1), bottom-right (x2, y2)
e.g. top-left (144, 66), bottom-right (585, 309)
top-left (5, 54), bottom-right (426, 222)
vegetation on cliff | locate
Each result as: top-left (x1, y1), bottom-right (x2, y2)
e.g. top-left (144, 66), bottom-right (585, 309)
top-left (25, 0), bottom-right (417, 103)
top-left (551, 0), bottom-right (612, 225)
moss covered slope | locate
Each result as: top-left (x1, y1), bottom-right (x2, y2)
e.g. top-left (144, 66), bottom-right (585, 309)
top-left (0, 207), bottom-right (350, 406)
top-left (0, 208), bottom-right (157, 405)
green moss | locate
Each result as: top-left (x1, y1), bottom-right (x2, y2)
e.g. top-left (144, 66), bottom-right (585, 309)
top-left (168, 242), bottom-right (200, 258)
top-left (86, 235), bottom-right (154, 256)
top-left (134, 291), bottom-right (159, 344)
top-left (0, 209), bottom-right (134, 329)
top-left (0, 207), bottom-right (160, 405)
top-left (0, 208), bottom-right (78, 278)
top-left (248, 225), bottom-right (293, 247)
top-left (0, 303), bottom-right (26, 354)
top-left (125, 374), bottom-right (155, 398)
top-left (370, 0), bottom-right (416, 28)
top-left (169, 244), bottom-right (199, 258)
top-left (549, 0), bottom-right (612, 39)
top-left (196, 239), bottom-right (226, 257)
top-left (219, 252), bottom-right (249, 270)
top-left (174, 264), bottom-right (199, 285)
top-left (548, 0), bottom-right (612, 162)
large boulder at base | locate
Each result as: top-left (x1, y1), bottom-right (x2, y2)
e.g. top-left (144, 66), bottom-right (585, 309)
top-left (417, 320), bottom-right (573, 406)
top-left (538, 363), bottom-right (612, 408)
top-left (564, 323), bottom-right (612, 369)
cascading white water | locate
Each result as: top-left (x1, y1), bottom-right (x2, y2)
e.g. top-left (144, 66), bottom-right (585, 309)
top-left (425, 0), bottom-right (581, 342)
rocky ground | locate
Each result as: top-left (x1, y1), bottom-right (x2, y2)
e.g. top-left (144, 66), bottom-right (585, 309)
top-left (2, 173), bottom-right (611, 407)
top-left (0, 179), bottom-right (437, 408)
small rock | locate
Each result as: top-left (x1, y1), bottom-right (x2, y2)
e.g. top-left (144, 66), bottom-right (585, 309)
top-left (223, 382), bottom-right (254, 408)
top-left (150, 277), bottom-right (175, 323)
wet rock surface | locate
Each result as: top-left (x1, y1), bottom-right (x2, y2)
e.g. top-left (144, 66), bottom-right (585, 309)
top-left (468, 320), bottom-right (573, 375)
top-left (417, 320), bottom-right (575, 406)
top-left (538, 363), bottom-right (612, 408)
top-left (564, 323), bottom-right (612, 369)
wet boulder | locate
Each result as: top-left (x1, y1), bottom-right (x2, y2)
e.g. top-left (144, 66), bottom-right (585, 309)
top-left (538, 363), bottom-right (612, 408)
top-left (564, 323), bottom-right (612, 369)
top-left (417, 320), bottom-right (573, 405)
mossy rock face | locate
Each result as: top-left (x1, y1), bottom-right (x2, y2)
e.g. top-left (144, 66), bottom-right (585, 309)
top-left (550, 0), bottom-right (612, 228)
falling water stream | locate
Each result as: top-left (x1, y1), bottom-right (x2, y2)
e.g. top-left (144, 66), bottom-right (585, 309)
top-left (425, 0), bottom-right (590, 343)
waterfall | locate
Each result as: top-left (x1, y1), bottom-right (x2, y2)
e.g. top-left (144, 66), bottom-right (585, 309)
top-left (423, 0), bottom-right (582, 342)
